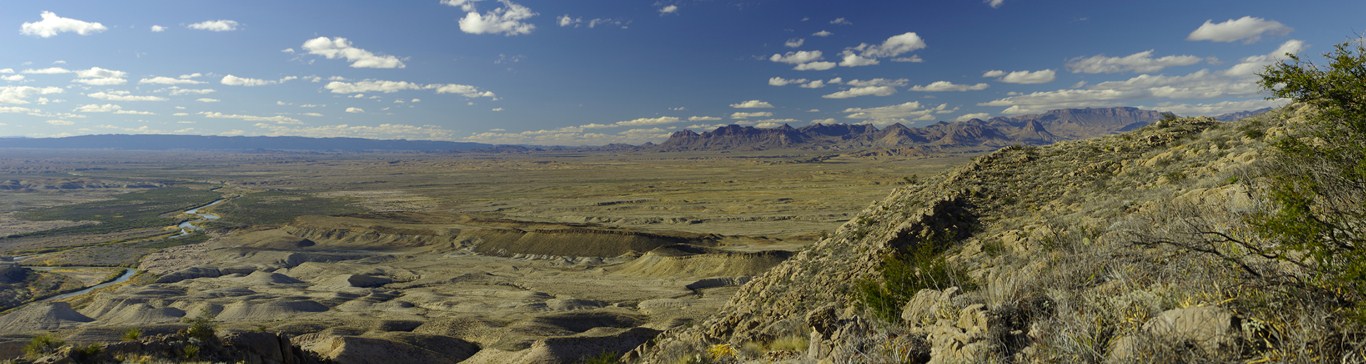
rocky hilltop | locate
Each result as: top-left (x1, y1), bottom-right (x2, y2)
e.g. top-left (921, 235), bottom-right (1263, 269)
top-left (632, 109), bottom-right (1343, 362)
top-left (657, 107), bottom-right (1167, 152)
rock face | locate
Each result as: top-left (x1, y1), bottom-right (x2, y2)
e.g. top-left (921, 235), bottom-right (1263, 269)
top-left (657, 107), bottom-right (1166, 152)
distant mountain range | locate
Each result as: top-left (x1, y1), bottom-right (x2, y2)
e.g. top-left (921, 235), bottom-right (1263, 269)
top-left (656, 107), bottom-right (1168, 153)
top-left (0, 107), bottom-right (1273, 153)
top-left (0, 134), bottom-right (492, 152)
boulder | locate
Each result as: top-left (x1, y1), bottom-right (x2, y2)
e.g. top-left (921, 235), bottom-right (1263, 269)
top-left (1141, 305), bottom-right (1240, 353)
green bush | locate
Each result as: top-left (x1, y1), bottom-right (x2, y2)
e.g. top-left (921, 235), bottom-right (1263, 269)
top-left (1256, 40), bottom-right (1366, 319)
top-left (858, 230), bottom-right (974, 322)
top-left (122, 327), bottom-right (142, 342)
top-left (184, 315), bottom-right (217, 341)
top-left (24, 333), bottom-right (64, 358)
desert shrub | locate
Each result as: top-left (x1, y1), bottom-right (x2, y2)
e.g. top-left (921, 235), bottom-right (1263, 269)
top-left (71, 344), bottom-right (103, 361)
top-left (858, 230), bottom-right (975, 322)
top-left (1256, 40), bottom-right (1366, 320)
top-left (578, 351), bottom-right (619, 364)
top-left (122, 327), bottom-right (142, 341)
top-left (24, 333), bottom-right (64, 358)
top-left (184, 315), bottom-right (217, 341)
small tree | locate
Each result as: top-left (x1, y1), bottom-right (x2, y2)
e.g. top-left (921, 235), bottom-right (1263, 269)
top-left (1257, 40), bottom-right (1366, 317)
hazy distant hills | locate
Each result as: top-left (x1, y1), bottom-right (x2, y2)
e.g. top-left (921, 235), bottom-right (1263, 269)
top-left (658, 107), bottom-right (1168, 152)
top-left (0, 134), bottom-right (492, 152)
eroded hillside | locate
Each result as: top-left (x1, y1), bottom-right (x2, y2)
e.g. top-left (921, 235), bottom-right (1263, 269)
top-left (634, 108), bottom-right (1350, 362)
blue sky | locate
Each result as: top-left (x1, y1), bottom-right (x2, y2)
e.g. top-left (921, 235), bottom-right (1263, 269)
top-left (0, 0), bottom-right (1362, 145)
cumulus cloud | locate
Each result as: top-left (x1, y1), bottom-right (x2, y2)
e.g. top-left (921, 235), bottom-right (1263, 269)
top-left (768, 77), bottom-right (807, 86)
top-left (140, 75), bottom-right (205, 85)
top-left (20, 11), bottom-right (107, 38)
top-left (0, 86), bottom-right (64, 104)
top-left (785, 38), bottom-right (805, 48)
top-left (151, 25), bottom-right (165, 32)
top-left (836, 32), bottom-right (927, 68)
top-left (220, 75), bottom-right (282, 87)
top-left (75, 103), bottom-right (155, 115)
top-left (323, 79), bottom-right (496, 99)
top-left (1067, 50), bottom-right (1203, 74)
top-left (794, 61), bottom-right (836, 71)
top-left (558, 15), bottom-right (628, 29)
top-left (46, 119), bottom-right (75, 126)
top-left (980, 69), bottom-right (1265, 114)
top-left (1188, 16), bottom-right (1291, 43)
top-left (731, 111), bottom-right (774, 119)
top-left (983, 69), bottom-right (1056, 84)
top-left (830, 18), bottom-right (852, 25)
top-left (188, 20), bottom-right (240, 32)
top-left (730, 100), bottom-right (774, 109)
top-left (345, 107), bottom-right (365, 113)
top-left (659, 5), bottom-right (679, 14)
top-left (302, 37), bottom-right (406, 69)
top-left (822, 86), bottom-right (896, 99)
top-left (614, 116), bottom-right (681, 127)
top-left (911, 81), bottom-right (990, 92)
top-left (956, 112), bottom-right (991, 121)
top-left (812, 30), bottom-right (832, 37)
top-left (769, 50), bottom-right (823, 64)
top-left (843, 101), bottom-right (953, 126)
top-left (87, 91), bottom-right (166, 102)
top-left (458, 0), bottom-right (537, 36)
top-left (688, 116), bottom-right (721, 122)
top-left (987, 0), bottom-right (1004, 8)
top-left (201, 111), bottom-right (300, 124)
top-left (1225, 39), bottom-right (1305, 76)
top-left (196, 98), bottom-right (219, 103)
top-left (23, 67), bottom-right (71, 75)
top-left (254, 122), bottom-right (461, 141)
top-left (165, 87), bottom-right (216, 96)
top-left (74, 67), bottom-right (127, 85)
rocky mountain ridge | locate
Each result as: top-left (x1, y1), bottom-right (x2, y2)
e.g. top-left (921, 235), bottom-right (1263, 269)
top-left (657, 107), bottom-right (1168, 152)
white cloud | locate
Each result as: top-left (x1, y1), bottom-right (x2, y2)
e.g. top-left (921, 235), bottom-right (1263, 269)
top-left (188, 20), bottom-right (240, 32)
top-left (1066, 50), bottom-right (1203, 73)
top-left (984, 69), bottom-right (1056, 84)
top-left (785, 38), bottom-right (805, 48)
top-left (846, 78), bottom-right (908, 87)
top-left (801, 80), bottom-right (827, 88)
top-left (1, 75), bottom-right (23, 82)
top-left (0, 86), bottom-right (63, 104)
top-left (614, 116), bottom-right (681, 127)
top-left (1225, 39), bottom-right (1305, 76)
top-left (491, 107), bottom-right (504, 112)
top-left (166, 87), bottom-right (216, 96)
top-left (442, 0), bottom-right (477, 11)
top-left (731, 111), bottom-right (774, 119)
top-left (843, 101), bottom-right (951, 126)
top-left (87, 91), bottom-right (165, 102)
top-left (221, 75), bottom-right (279, 86)
top-left (0, 69), bottom-right (11, 74)
top-left (730, 100), bottom-right (774, 109)
top-left (1188, 16), bottom-right (1291, 43)
top-left (812, 30), bottom-right (832, 37)
top-left (201, 112), bottom-right (300, 124)
top-left (769, 50), bottom-right (823, 64)
top-left (911, 81), bottom-right (990, 92)
top-left (22, 67), bottom-right (72, 75)
top-left (20, 11), bottom-right (107, 38)
top-left (430, 83), bottom-right (497, 98)
top-left (558, 15), bottom-right (627, 29)
top-left (302, 37), bottom-right (406, 69)
top-left (956, 112), bottom-right (991, 121)
top-left (73, 67), bottom-right (128, 85)
top-left (323, 79), bottom-right (496, 99)
top-left (979, 69), bottom-right (1264, 114)
top-left (458, 0), bottom-right (537, 36)
top-left (822, 86), bottom-right (896, 99)
top-left (794, 61), bottom-right (836, 71)
top-left (688, 116), bottom-right (722, 122)
top-left (46, 119), bottom-right (75, 126)
top-left (346, 107), bottom-right (365, 113)
top-left (255, 122), bottom-right (459, 141)
top-left (0, 106), bottom-right (38, 114)
top-left (75, 103), bottom-right (156, 115)
top-left (196, 98), bottom-right (219, 103)
top-left (893, 55), bottom-right (924, 63)
top-left (659, 5), bottom-right (679, 14)
top-left (987, 0), bottom-right (1004, 8)
top-left (151, 25), bottom-right (165, 32)
top-left (768, 77), bottom-right (807, 86)
top-left (1146, 99), bottom-right (1290, 117)
top-left (835, 32), bottom-right (927, 67)
top-left (830, 18), bottom-right (852, 25)
top-left (140, 76), bottom-right (204, 85)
